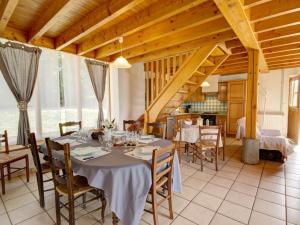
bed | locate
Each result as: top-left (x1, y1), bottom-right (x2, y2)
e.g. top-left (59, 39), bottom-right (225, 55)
top-left (236, 117), bottom-right (289, 158)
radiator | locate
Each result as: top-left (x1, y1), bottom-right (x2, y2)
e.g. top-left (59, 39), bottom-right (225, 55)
top-left (257, 113), bottom-right (285, 134)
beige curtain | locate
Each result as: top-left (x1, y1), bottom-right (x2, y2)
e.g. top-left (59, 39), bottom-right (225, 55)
top-left (0, 42), bottom-right (41, 145)
top-left (85, 59), bottom-right (108, 127)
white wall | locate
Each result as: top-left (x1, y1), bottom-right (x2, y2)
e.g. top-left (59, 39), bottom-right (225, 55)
top-left (217, 67), bottom-right (300, 136)
top-left (110, 63), bottom-right (145, 129)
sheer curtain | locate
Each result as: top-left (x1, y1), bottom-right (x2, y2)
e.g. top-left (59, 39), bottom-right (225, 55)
top-left (0, 46), bottom-right (110, 142)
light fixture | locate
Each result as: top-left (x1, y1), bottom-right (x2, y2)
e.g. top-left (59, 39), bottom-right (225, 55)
top-left (200, 81), bottom-right (210, 87)
top-left (112, 37), bottom-right (131, 68)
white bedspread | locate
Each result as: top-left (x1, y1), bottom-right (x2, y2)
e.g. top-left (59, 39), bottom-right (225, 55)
top-left (236, 117), bottom-right (288, 157)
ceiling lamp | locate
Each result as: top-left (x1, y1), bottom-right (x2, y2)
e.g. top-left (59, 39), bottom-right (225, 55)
top-left (112, 37), bottom-right (131, 68)
top-left (200, 81), bottom-right (210, 87)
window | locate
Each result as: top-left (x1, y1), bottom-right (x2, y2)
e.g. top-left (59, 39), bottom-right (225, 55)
top-left (290, 77), bottom-right (300, 108)
top-left (0, 46), bottom-right (110, 142)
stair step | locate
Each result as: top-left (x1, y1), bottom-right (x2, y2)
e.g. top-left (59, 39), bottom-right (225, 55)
top-left (185, 80), bottom-right (198, 85)
top-left (202, 59), bottom-right (215, 67)
top-left (178, 90), bottom-right (189, 94)
top-left (194, 70), bottom-right (205, 76)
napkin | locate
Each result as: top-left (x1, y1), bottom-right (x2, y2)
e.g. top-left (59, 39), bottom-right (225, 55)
top-left (72, 147), bottom-right (110, 161)
top-left (139, 146), bottom-right (160, 154)
top-left (55, 139), bottom-right (76, 145)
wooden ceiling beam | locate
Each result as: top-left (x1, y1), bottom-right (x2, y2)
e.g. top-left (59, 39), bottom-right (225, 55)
top-left (105, 18), bottom-right (232, 61)
top-left (55, 0), bottom-right (145, 50)
top-left (268, 60), bottom-right (300, 67)
top-left (222, 57), bottom-right (248, 66)
top-left (250, 0), bottom-right (300, 23)
top-left (269, 64), bottom-right (300, 70)
top-left (126, 31), bottom-right (235, 64)
top-left (265, 49), bottom-right (300, 59)
top-left (28, 0), bottom-right (75, 42)
top-left (266, 54), bottom-right (300, 63)
top-left (255, 11), bottom-right (300, 33)
top-left (213, 0), bottom-right (268, 72)
top-left (77, 0), bottom-right (208, 55)
top-left (258, 24), bottom-right (300, 42)
top-left (261, 35), bottom-right (300, 49)
top-left (0, 0), bottom-right (18, 34)
top-left (243, 0), bottom-right (272, 9)
top-left (215, 67), bottom-right (247, 75)
top-left (94, 2), bottom-right (223, 59)
top-left (263, 43), bottom-right (300, 54)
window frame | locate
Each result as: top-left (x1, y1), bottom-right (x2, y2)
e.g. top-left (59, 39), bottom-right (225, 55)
top-left (289, 75), bottom-right (300, 109)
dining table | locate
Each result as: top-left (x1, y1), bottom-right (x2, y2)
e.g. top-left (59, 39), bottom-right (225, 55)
top-left (40, 134), bottom-right (182, 225)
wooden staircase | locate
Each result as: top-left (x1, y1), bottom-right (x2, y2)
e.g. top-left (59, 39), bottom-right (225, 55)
top-left (144, 44), bottom-right (230, 124)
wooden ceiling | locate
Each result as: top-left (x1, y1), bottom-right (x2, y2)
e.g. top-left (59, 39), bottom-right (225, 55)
top-left (0, 0), bottom-right (300, 75)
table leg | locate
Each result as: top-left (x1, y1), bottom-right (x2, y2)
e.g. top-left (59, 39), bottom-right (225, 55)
top-left (0, 164), bottom-right (5, 194)
top-left (112, 212), bottom-right (119, 225)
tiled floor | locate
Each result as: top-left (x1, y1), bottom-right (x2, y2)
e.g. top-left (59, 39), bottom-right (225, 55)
top-left (1, 138), bottom-right (300, 225)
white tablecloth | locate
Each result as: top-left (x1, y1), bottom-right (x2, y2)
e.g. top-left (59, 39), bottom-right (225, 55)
top-left (175, 125), bottom-right (223, 147)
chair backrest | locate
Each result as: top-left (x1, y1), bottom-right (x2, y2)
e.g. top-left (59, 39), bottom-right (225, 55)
top-left (147, 122), bottom-right (166, 139)
top-left (151, 145), bottom-right (176, 188)
top-left (59, 121), bottom-right (82, 136)
top-left (199, 125), bottom-right (221, 148)
top-left (45, 138), bottom-right (74, 196)
top-left (0, 130), bottom-right (9, 153)
top-left (28, 132), bottom-right (42, 174)
top-left (123, 120), bottom-right (140, 132)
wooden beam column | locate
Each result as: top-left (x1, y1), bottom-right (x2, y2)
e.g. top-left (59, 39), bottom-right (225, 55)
top-left (246, 48), bottom-right (259, 139)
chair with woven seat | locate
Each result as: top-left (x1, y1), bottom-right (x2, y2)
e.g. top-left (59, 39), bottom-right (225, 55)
top-left (173, 120), bottom-right (188, 163)
top-left (45, 138), bottom-right (106, 225)
top-left (146, 122), bottom-right (166, 139)
top-left (0, 130), bottom-right (29, 194)
top-left (193, 126), bottom-right (221, 171)
top-left (59, 121), bottom-right (82, 137)
top-left (145, 145), bottom-right (176, 225)
top-left (28, 132), bottom-right (53, 207)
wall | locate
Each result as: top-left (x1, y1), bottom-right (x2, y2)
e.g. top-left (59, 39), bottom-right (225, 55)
top-left (110, 63), bottom-right (145, 129)
top-left (183, 95), bottom-right (227, 113)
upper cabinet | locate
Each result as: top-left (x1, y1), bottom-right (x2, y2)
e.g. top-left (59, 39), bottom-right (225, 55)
top-left (218, 82), bottom-right (227, 101)
top-left (227, 80), bottom-right (246, 101)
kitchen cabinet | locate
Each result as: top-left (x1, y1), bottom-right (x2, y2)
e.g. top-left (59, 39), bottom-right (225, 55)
top-left (187, 87), bottom-right (205, 102)
top-left (227, 80), bottom-right (246, 135)
top-left (218, 82), bottom-right (227, 101)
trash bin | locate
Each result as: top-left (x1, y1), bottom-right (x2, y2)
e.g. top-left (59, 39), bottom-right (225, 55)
top-left (242, 138), bottom-right (260, 164)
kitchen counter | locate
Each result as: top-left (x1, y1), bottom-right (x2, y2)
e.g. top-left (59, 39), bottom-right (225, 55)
top-left (169, 112), bottom-right (227, 116)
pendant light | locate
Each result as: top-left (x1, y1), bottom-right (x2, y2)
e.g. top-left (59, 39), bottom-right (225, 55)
top-left (112, 37), bottom-right (132, 68)
top-left (200, 81), bottom-right (210, 87)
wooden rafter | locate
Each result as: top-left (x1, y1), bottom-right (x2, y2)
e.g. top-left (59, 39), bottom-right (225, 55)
top-left (258, 24), bottom-right (300, 42)
top-left (213, 0), bottom-right (268, 72)
top-left (261, 35), bottom-right (300, 49)
top-left (55, 0), bottom-right (145, 50)
top-left (127, 30), bottom-right (236, 64)
top-left (105, 17), bottom-right (230, 61)
top-left (255, 11), bottom-right (300, 33)
top-left (29, 0), bottom-right (75, 42)
top-left (250, 0), bottom-right (300, 22)
top-left (0, 0), bottom-right (18, 34)
top-left (94, 1), bottom-right (222, 59)
top-left (77, 0), bottom-right (208, 55)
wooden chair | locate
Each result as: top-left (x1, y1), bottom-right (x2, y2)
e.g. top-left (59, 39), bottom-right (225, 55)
top-left (145, 145), bottom-right (176, 225)
top-left (193, 126), bottom-right (221, 171)
top-left (218, 121), bottom-right (226, 161)
top-left (59, 121), bottom-right (82, 137)
top-left (28, 132), bottom-right (53, 207)
top-left (173, 120), bottom-right (189, 163)
top-left (123, 120), bottom-right (140, 132)
top-left (45, 138), bottom-right (106, 225)
top-left (0, 130), bottom-right (29, 194)
top-left (146, 122), bottom-right (166, 139)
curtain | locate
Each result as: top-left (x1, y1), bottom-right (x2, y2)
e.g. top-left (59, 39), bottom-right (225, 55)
top-left (0, 41), bottom-right (41, 145)
top-left (85, 59), bottom-right (108, 127)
